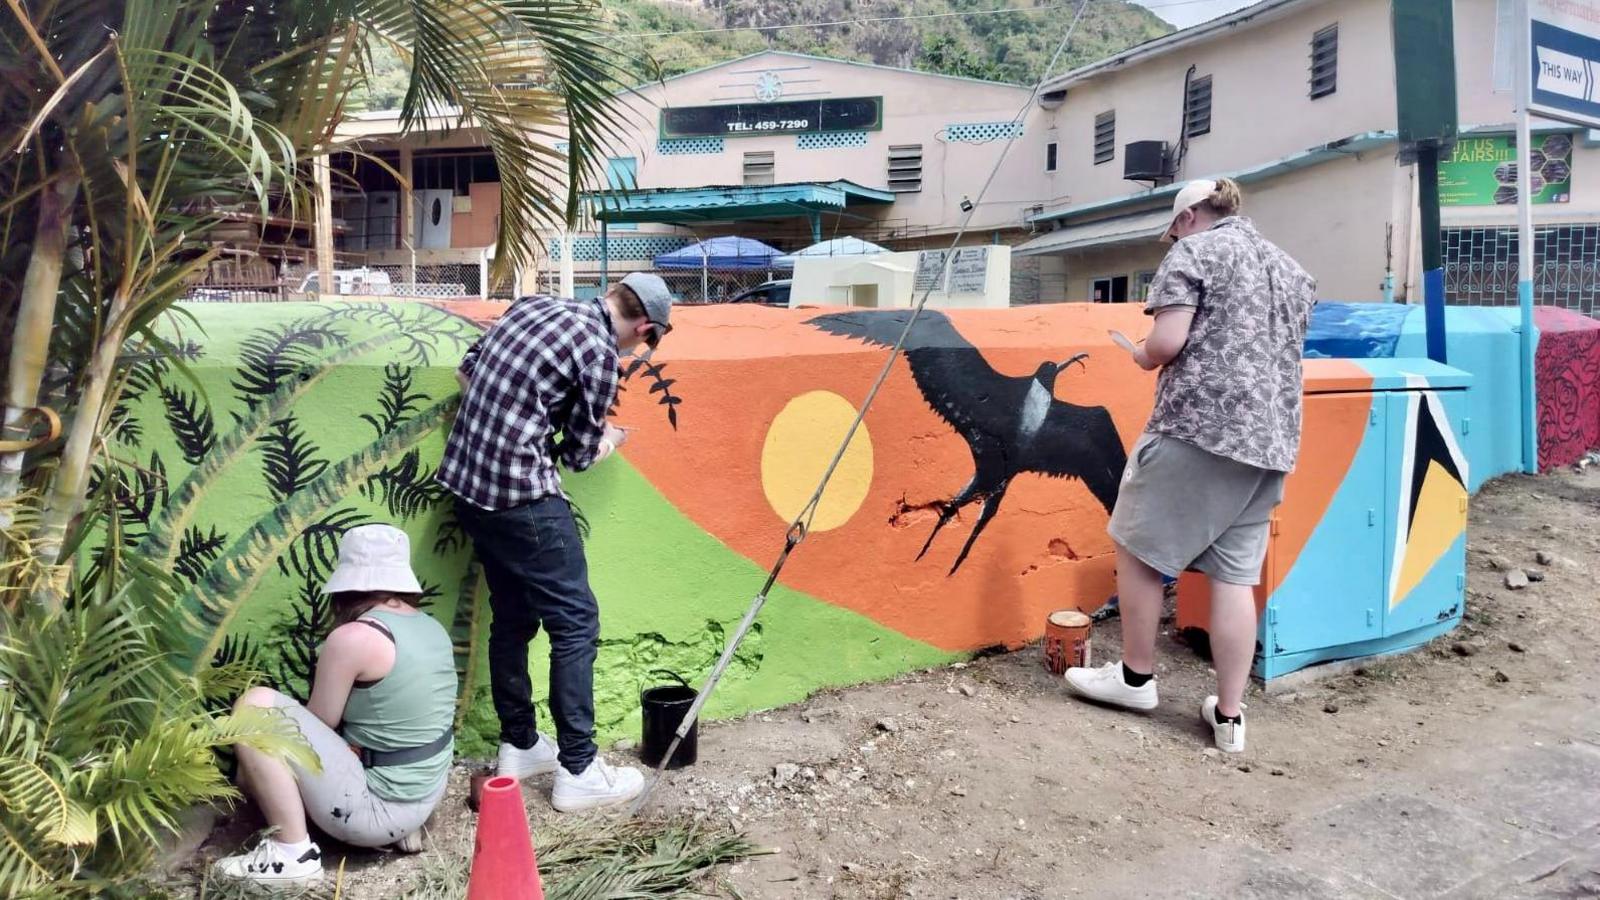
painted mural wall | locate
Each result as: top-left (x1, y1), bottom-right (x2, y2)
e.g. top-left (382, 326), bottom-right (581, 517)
top-left (111, 299), bottom-right (1597, 754)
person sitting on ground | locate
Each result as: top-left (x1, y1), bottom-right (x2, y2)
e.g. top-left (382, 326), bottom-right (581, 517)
top-left (214, 524), bottom-right (458, 889)
top-left (1065, 177), bottom-right (1316, 754)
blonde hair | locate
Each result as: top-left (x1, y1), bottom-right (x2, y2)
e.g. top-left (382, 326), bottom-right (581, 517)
top-left (1198, 177), bottom-right (1243, 217)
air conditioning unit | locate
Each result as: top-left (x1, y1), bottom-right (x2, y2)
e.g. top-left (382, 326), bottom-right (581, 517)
top-left (1124, 140), bottom-right (1172, 182)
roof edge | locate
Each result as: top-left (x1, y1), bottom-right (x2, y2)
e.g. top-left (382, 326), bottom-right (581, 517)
top-left (1040, 0), bottom-right (1325, 94)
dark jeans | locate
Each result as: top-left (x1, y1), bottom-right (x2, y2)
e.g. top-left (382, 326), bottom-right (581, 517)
top-left (456, 496), bottom-right (598, 774)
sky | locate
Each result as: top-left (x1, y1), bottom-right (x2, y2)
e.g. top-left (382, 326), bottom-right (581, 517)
top-left (1133, 0), bottom-right (1265, 29)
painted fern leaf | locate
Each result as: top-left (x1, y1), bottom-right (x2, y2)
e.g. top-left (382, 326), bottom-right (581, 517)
top-left (141, 332), bottom-right (401, 565)
top-left (160, 384), bottom-right (217, 465)
top-left (176, 397), bottom-right (458, 672)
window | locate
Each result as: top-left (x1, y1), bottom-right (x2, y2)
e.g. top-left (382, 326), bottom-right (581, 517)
top-left (1136, 271), bottom-right (1156, 302)
top-left (1093, 111), bottom-right (1116, 165)
top-left (1091, 275), bottom-right (1129, 303)
top-left (1310, 25), bottom-right (1338, 98)
top-left (1184, 75), bottom-right (1212, 138)
top-left (412, 152), bottom-right (498, 192)
top-left (887, 144), bottom-right (924, 192)
top-left (742, 150), bottom-right (775, 186)
top-left (1046, 141), bottom-right (1059, 172)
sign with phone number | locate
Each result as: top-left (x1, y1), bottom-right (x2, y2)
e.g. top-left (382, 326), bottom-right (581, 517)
top-left (660, 97), bottom-right (884, 139)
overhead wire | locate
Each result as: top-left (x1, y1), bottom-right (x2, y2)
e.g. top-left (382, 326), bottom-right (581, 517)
top-left (626, 0), bottom-right (1099, 817)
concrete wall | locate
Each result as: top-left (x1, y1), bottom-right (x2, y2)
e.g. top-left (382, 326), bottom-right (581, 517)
top-left (120, 297), bottom-right (1592, 755)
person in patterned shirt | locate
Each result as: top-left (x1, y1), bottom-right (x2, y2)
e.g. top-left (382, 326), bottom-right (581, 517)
top-left (439, 272), bottom-right (673, 811)
top-left (1065, 178), bottom-right (1316, 754)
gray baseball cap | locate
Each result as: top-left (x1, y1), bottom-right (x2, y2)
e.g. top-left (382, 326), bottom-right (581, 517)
top-left (620, 272), bottom-right (673, 347)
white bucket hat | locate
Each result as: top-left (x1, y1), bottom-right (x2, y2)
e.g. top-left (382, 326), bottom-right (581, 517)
top-left (322, 524), bottom-right (424, 595)
top-left (1164, 179), bottom-right (1220, 241)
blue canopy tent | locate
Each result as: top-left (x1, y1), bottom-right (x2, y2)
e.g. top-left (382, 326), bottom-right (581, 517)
top-left (773, 236), bottom-right (888, 269)
top-left (653, 236), bottom-right (785, 302)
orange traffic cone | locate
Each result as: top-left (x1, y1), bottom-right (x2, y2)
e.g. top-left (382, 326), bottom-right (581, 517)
top-left (466, 776), bottom-right (545, 900)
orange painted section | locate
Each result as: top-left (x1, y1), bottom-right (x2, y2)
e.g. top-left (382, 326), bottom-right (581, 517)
top-left (614, 304), bottom-right (1158, 652)
top-left (426, 300), bottom-right (1371, 655)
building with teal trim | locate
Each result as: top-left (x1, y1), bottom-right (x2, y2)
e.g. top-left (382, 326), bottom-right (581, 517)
top-left (323, 50), bottom-right (1047, 301)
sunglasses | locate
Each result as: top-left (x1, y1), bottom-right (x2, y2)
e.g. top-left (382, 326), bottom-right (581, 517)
top-left (644, 321), bottom-right (672, 348)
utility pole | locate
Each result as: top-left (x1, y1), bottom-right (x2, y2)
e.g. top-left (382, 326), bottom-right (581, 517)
top-left (1391, 0), bottom-right (1459, 364)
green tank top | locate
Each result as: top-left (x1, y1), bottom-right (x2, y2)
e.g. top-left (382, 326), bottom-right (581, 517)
top-left (338, 608), bottom-right (458, 802)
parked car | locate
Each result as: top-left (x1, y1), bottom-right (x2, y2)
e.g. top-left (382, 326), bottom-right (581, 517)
top-left (296, 267), bottom-right (393, 296)
top-left (728, 279), bottom-right (791, 306)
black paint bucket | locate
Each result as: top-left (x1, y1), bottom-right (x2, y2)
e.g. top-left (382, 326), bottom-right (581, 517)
top-left (640, 670), bottom-right (698, 769)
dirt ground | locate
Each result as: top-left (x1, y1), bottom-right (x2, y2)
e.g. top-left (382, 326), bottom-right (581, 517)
top-left (187, 467), bottom-right (1600, 898)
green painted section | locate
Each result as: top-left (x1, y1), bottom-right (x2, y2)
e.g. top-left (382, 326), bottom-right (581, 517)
top-left (109, 301), bottom-right (950, 759)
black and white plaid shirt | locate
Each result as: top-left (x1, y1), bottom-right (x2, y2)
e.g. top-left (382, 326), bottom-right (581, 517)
top-left (438, 296), bottom-right (620, 510)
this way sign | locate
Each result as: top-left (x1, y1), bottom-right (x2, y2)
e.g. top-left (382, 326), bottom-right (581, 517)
top-left (1530, 0), bottom-right (1600, 127)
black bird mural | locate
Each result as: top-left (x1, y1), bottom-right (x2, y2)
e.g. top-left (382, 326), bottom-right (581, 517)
top-left (808, 309), bottom-right (1127, 575)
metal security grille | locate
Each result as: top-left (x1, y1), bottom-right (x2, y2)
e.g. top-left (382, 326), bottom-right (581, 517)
top-left (1310, 25), bottom-right (1338, 99)
top-left (1185, 76), bottom-right (1212, 137)
top-left (944, 121), bottom-right (1025, 143)
top-left (1094, 111), bottom-right (1116, 165)
top-left (797, 131), bottom-right (868, 150)
top-left (1443, 224), bottom-right (1600, 315)
top-left (658, 137), bottom-right (725, 156)
top-left (547, 235), bottom-right (693, 262)
top-left (887, 144), bottom-right (924, 192)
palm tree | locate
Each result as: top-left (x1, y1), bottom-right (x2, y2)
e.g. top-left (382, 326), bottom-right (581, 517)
top-left (0, 1), bottom-right (634, 891)
top-left (1, 0), bottom-right (633, 608)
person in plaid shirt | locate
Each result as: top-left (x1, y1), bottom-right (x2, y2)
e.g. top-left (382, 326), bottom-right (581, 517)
top-left (439, 272), bottom-right (673, 812)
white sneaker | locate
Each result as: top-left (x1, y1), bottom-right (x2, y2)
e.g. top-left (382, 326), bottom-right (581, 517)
top-left (393, 828), bottom-right (425, 853)
top-left (1063, 660), bottom-right (1159, 711)
top-left (551, 756), bottom-right (645, 813)
top-left (213, 839), bottom-right (323, 888)
top-left (1201, 695), bottom-right (1247, 753)
top-left (498, 734), bottom-right (559, 779)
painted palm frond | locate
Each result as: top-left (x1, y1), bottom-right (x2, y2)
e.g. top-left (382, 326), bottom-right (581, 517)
top-left (259, 416), bottom-right (329, 505)
top-left (141, 331), bottom-right (402, 565)
top-left (270, 575), bottom-right (332, 703)
top-left (360, 364), bottom-right (429, 438)
top-left (617, 358), bottom-right (682, 431)
top-left (362, 450), bottom-right (448, 520)
top-left (231, 322), bottom-right (351, 410)
top-left (174, 526), bottom-right (230, 586)
top-left (322, 304), bottom-right (480, 367)
top-left (176, 397), bottom-right (458, 671)
top-left (433, 511), bottom-right (469, 556)
top-left (276, 506), bottom-right (370, 580)
top-left (160, 384), bottom-right (218, 466)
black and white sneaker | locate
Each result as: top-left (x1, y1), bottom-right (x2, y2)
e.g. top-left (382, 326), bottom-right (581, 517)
top-left (213, 839), bottom-right (324, 888)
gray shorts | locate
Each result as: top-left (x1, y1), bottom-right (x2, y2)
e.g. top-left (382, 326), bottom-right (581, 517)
top-left (1107, 433), bottom-right (1286, 586)
top-left (263, 690), bottom-right (446, 848)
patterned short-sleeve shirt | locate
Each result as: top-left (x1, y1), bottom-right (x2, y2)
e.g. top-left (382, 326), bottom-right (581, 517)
top-left (1144, 217), bottom-right (1317, 473)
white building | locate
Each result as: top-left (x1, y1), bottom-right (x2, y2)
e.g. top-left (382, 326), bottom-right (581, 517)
top-left (1014, 0), bottom-right (1600, 313)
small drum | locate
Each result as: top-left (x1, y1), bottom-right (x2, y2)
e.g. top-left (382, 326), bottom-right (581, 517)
top-left (1042, 609), bottom-right (1092, 675)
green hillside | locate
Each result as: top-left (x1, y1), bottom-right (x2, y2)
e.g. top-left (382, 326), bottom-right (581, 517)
top-left (606, 0), bottom-right (1172, 85)
top-left (350, 1), bottom-right (1172, 110)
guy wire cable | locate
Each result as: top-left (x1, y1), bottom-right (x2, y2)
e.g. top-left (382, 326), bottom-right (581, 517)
top-left (628, 0), bottom-right (1095, 818)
